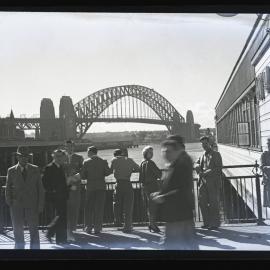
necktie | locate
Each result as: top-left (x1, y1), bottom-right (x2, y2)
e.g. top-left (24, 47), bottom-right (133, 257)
top-left (22, 167), bottom-right (27, 181)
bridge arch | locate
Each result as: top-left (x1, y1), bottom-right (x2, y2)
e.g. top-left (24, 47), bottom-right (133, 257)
top-left (74, 85), bottom-right (185, 138)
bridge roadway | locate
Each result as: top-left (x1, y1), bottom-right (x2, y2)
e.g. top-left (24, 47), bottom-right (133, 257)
top-left (1, 223), bottom-right (270, 250)
top-left (14, 117), bottom-right (173, 127)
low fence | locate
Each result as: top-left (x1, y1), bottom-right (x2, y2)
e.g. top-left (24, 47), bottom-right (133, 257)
top-left (219, 162), bottom-right (266, 225)
top-left (0, 162), bottom-right (266, 230)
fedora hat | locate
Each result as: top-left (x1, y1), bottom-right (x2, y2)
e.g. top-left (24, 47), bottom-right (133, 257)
top-left (16, 146), bottom-right (33, 157)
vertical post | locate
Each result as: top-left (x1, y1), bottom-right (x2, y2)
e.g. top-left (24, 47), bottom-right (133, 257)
top-left (255, 160), bottom-right (265, 225)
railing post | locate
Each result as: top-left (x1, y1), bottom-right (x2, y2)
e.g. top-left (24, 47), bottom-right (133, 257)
top-left (254, 160), bottom-right (265, 225)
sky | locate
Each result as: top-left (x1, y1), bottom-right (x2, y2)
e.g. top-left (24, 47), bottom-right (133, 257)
top-left (0, 12), bottom-right (257, 132)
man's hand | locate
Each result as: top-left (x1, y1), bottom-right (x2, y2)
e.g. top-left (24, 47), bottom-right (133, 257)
top-left (81, 179), bottom-right (87, 185)
top-left (152, 194), bottom-right (165, 204)
top-left (150, 192), bottom-right (160, 200)
top-left (67, 174), bottom-right (81, 185)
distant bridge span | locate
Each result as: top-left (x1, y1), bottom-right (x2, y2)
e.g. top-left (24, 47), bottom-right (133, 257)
top-left (74, 85), bottom-right (185, 138)
top-left (14, 85), bottom-right (189, 139)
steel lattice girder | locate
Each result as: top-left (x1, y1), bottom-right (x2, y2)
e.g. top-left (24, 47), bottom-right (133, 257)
top-left (14, 119), bottom-right (40, 130)
top-left (74, 85), bottom-right (184, 137)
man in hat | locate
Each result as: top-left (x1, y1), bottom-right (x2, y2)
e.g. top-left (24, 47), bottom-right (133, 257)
top-left (80, 146), bottom-right (111, 234)
top-left (195, 136), bottom-right (223, 230)
top-left (110, 148), bottom-right (140, 232)
top-left (151, 135), bottom-right (198, 250)
top-left (42, 149), bottom-right (69, 245)
top-left (5, 146), bottom-right (45, 249)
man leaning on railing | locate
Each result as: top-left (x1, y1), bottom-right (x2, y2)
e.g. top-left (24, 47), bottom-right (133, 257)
top-left (110, 148), bottom-right (140, 233)
top-left (195, 136), bottom-right (223, 230)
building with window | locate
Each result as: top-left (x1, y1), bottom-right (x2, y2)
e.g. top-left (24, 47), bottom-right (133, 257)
top-left (215, 14), bottom-right (270, 163)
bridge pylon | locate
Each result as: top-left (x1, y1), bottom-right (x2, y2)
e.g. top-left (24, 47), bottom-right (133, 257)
top-left (59, 96), bottom-right (77, 140)
top-left (170, 112), bottom-right (187, 140)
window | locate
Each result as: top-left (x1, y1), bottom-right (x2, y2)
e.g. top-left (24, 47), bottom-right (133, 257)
top-left (237, 122), bottom-right (250, 146)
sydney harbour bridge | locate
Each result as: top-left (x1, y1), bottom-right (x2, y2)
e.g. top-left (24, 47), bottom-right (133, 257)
top-left (8, 85), bottom-right (200, 142)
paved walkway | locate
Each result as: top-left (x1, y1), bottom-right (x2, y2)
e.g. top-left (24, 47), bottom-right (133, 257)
top-left (1, 224), bottom-right (270, 250)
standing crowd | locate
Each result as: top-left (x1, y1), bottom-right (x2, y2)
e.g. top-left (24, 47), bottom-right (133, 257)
top-left (4, 133), bottom-right (226, 250)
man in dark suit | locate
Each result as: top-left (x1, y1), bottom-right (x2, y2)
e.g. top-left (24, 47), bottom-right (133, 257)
top-left (80, 146), bottom-right (112, 234)
top-left (64, 140), bottom-right (84, 242)
top-left (5, 146), bottom-right (45, 249)
top-left (152, 135), bottom-right (198, 250)
top-left (195, 136), bottom-right (223, 230)
top-left (42, 149), bottom-right (69, 245)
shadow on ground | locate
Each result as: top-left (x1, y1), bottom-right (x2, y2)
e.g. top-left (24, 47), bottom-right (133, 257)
top-left (196, 227), bottom-right (270, 250)
top-left (50, 229), bottom-right (163, 250)
top-left (1, 226), bottom-right (270, 250)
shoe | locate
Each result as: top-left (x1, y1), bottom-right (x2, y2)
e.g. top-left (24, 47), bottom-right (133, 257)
top-left (93, 231), bottom-right (101, 235)
top-left (56, 240), bottom-right (68, 245)
top-left (148, 224), bottom-right (161, 233)
top-left (84, 227), bottom-right (92, 234)
top-left (208, 226), bottom-right (219, 230)
top-left (122, 228), bottom-right (132, 233)
top-left (200, 225), bottom-right (209, 229)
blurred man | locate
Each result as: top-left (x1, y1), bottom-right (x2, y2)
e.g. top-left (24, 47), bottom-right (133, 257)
top-left (110, 148), bottom-right (140, 233)
top-left (152, 135), bottom-right (198, 250)
top-left (195, 136), bottom-right (223, 230)
top-left (64, 140), bottom-right (84, 242)
top-left (42, 149), bottom-right (69, 245)
top-left (5, 146), bottom-right (44, 249)
top-left (81, 146), bottom-right (111, 234)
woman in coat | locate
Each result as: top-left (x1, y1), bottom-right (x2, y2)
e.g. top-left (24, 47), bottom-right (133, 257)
top-left (139, 146), bottom-right (162, 233)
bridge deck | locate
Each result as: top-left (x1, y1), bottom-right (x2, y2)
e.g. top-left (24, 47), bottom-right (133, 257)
top-left (1, 223), bottom-right (270, 250)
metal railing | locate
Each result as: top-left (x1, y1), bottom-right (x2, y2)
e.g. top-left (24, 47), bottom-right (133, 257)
top-left (219, 162), bottom-right (265, 225)
top-left (0, 162), bottom-right (267, 231)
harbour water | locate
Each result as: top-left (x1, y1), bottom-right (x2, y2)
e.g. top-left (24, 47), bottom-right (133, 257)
top-left (77, 142), bottom-right (204, 182)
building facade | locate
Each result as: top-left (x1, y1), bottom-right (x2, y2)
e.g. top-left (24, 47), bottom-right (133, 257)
top-left (215, 14), bottom-right (270, 219)
top-left (215, 14), bottom-right (270, 155)
top-left (0, 110), bottom-right (25, 140)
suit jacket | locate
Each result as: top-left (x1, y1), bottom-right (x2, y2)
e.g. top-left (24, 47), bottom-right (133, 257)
top-left (42, 162), bottom-right (69, 201)
top-left (110, 156), bottom-right (140, 181)
top-left (5, 163), bottom-right (45, 211)
top-left (197, 149), bottom-right (223, 184)
top-left (159, 151), bottom-right (195, 222)
top-left (80, 156), bottom-right (111, 191)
